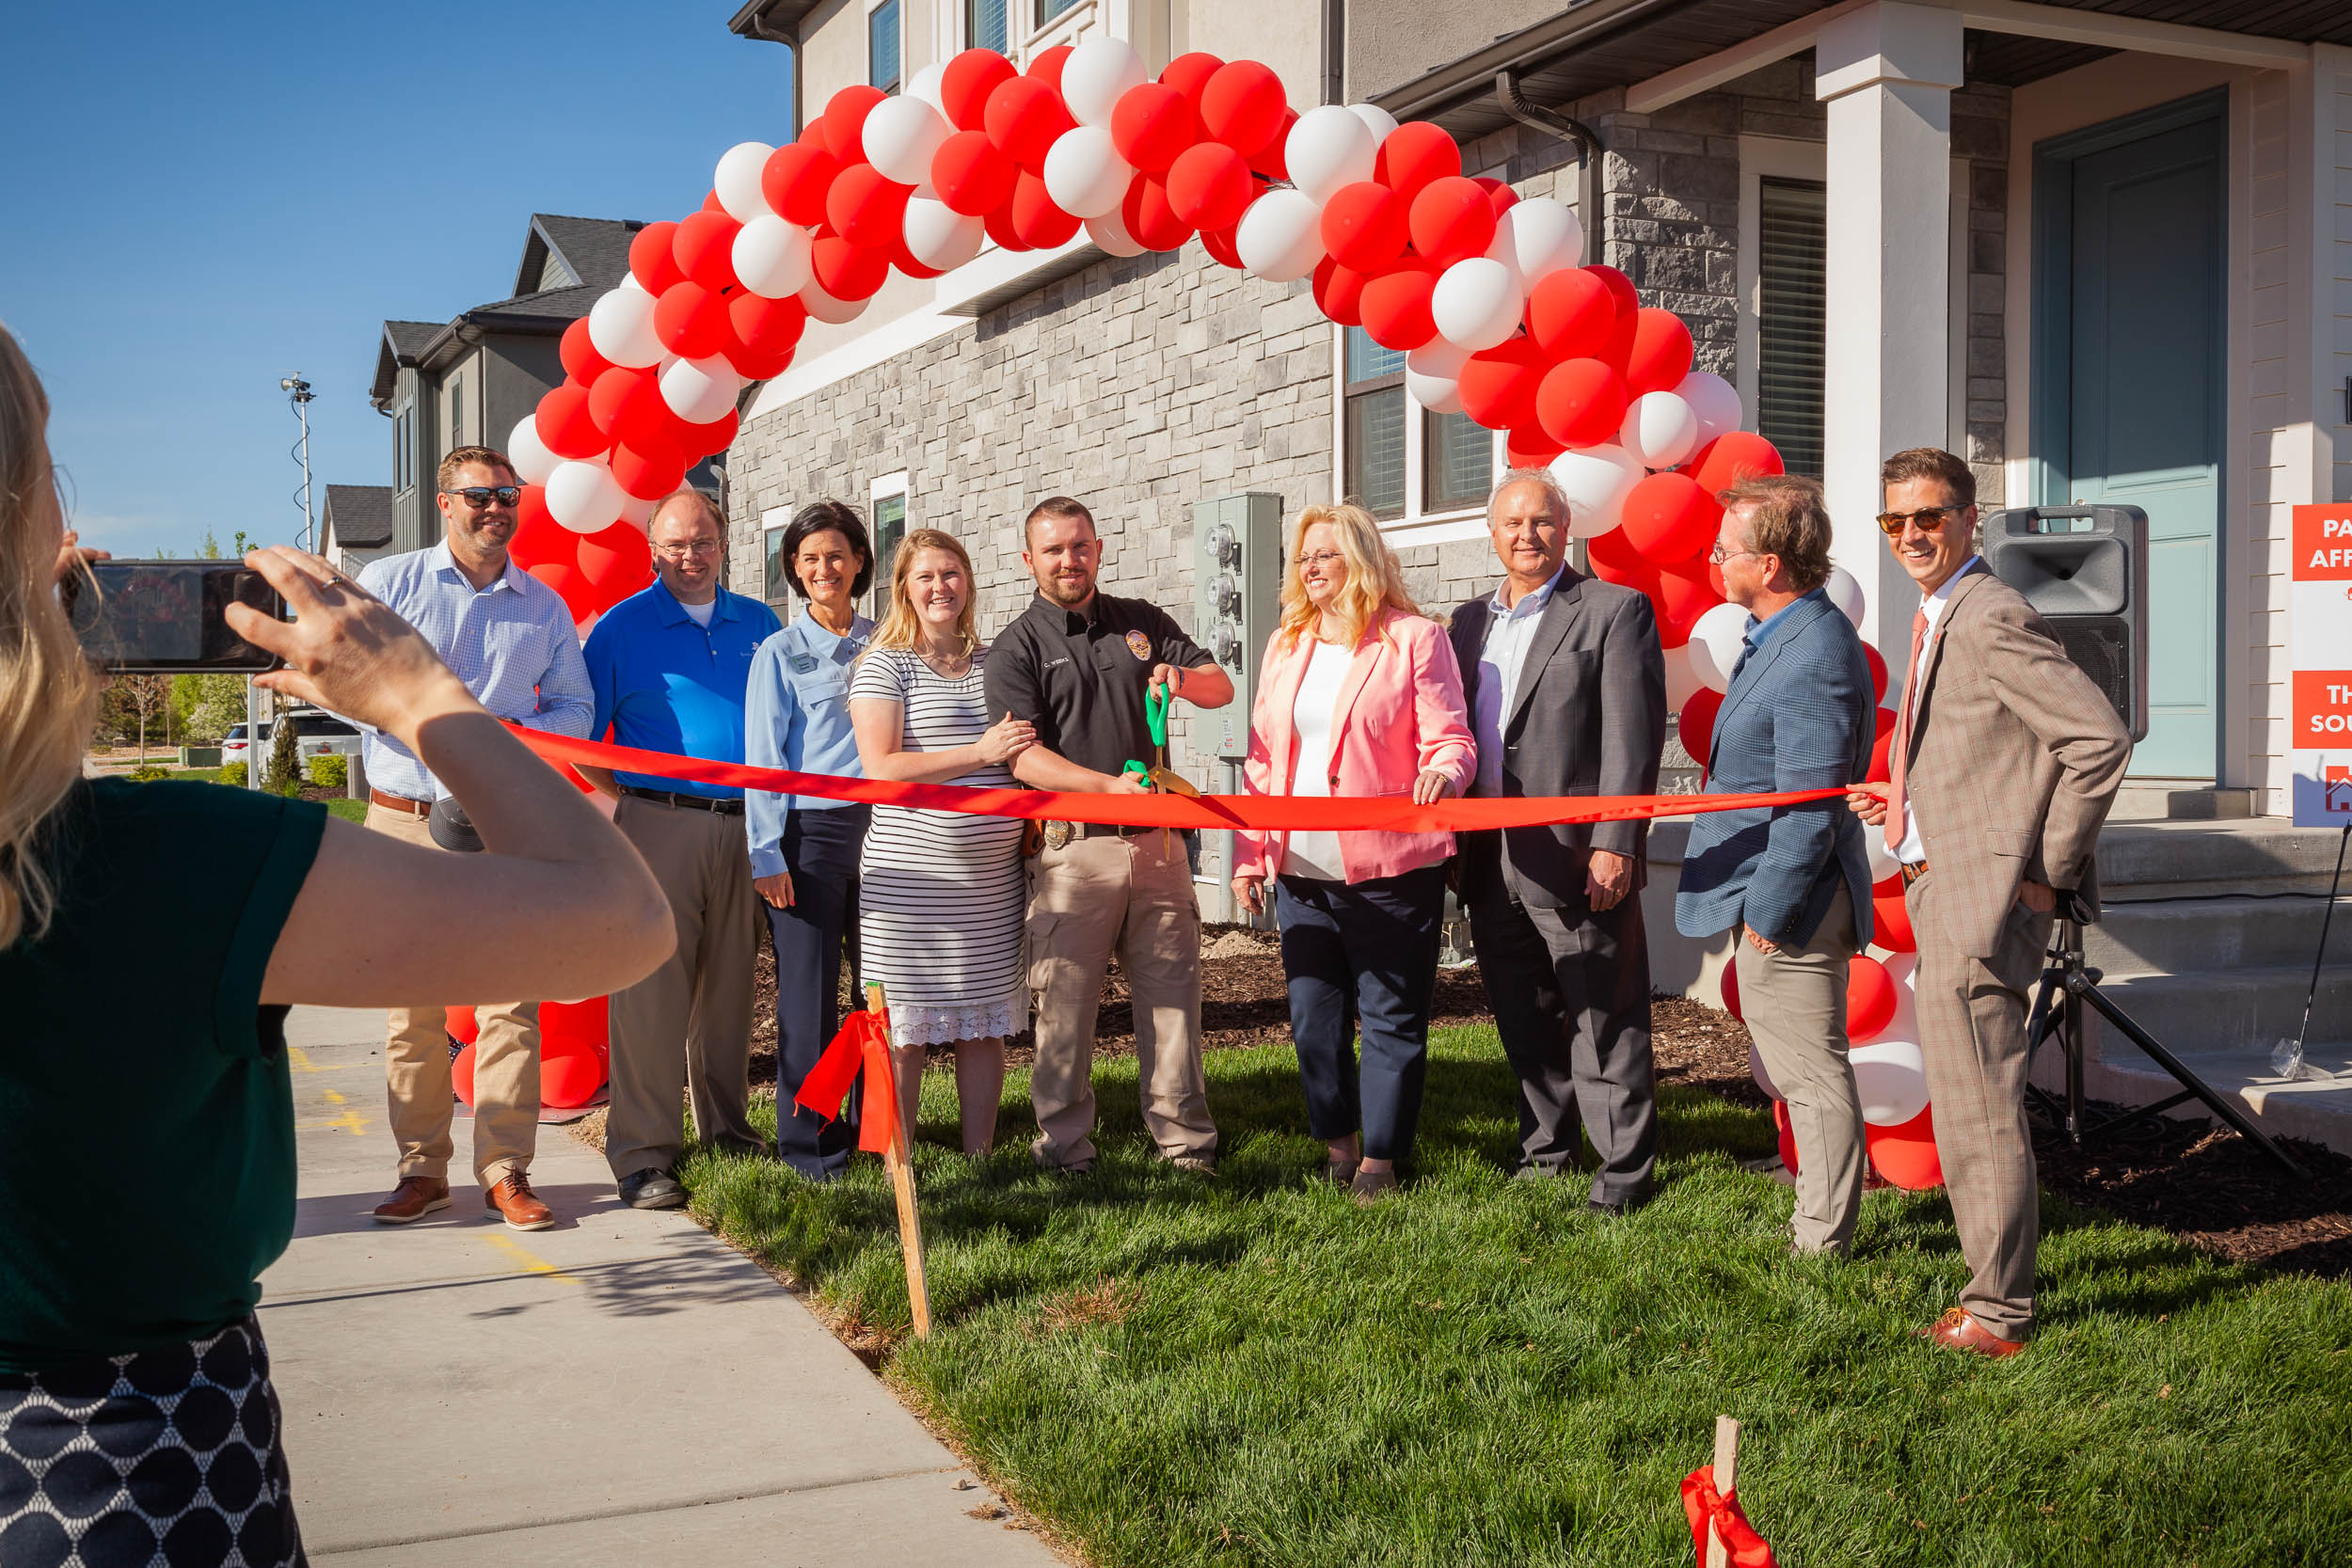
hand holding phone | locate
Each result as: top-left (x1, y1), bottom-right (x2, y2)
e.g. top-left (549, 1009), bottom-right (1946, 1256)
top-left (60, 558), bottom-right (285, 673)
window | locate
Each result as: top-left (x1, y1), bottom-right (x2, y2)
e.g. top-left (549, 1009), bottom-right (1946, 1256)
top-left (968, 0), bottom-right (1008, 52)
top-left (1037, 0), bottom-right (1082, 25)
top-left (1755, 177), bottom-right (1826, 479)
top-left (1424, 408), bottom-right (1492, 514)
top-left (765, 521), bottom-right (793, 604)
top-left (868, 0), bottom-right (901, 94)
top-left (448, 374), bottom-right (466, 451)
top-left (393, 407), bottom-right (413, 494)
top-left (1343, 329), bottom-right (1406, 519)
top-left (868, 472), bottom-right (909, 617)
top-left (1337, 326), bottom-right (1500, 538)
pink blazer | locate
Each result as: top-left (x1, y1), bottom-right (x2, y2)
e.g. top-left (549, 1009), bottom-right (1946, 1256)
top-left (1236, 608), bottom-right (1477, 884)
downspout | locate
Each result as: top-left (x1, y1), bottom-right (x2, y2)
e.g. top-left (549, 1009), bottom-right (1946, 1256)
top-left (739, 4), bottom-right (803, 138)
top-left (1322, 0), bottom-right (1344, 105)
top-left (1495, 70), bottom-right (1606, 263)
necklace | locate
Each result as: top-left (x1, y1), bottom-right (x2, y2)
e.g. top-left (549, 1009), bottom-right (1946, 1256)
top-left (916, 641), bottom-right (971, 678)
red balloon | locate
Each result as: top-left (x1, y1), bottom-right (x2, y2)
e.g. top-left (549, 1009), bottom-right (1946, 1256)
top-left (985, 74), bottom-right (1074, 170)
top-left (1159, 52), bottom-right (1224, 105)
top-left (672, 210), bottom-right (742, 294)
top-left (1319, 181), bottom-right (1407, 272)
top-left (1110, 83), bottom-right (1200, 173)
top-left (1358, 263), bottom-right (1439, 351)
top-left (628, 220), bottom-right (685, 294)
top-left (727, 292), bottom-right (807, 379)
top-left (827, 163), bottom-right (913, 250)
top-left (1871, 889), bottom-right (1915, 954)
top-left (1534, 357), bottom-right (1629, 448)
top-left (576, 518), bottom-right (654, 601)
top-left (1847, 955), bottom-right (1899, 1040)
top-left (1472, 174), bottom-right (1518, 216)
top-left (1121, 177), bottom-right (1194, 252)
top-left (821, 83), bottom-right (888, 164)
top-left (1773, 1098), bottom-right (1800, 1174)
top-left (652, 281), bottom-right (731, 361)
top-left (941, 48), bottom-right (1016, 131)
top-left (1312, 256), bottom-right (1371, 326)
top-left (1527, 268), bottom-right (1619, 360)
top-left (1864, 642), bottom-right (1888, 703)
top-left (887, 232), bottom-right (944, 281)
top-left (1866, 1107), bottom-right (1943, 1190)
top-left (1504, 430), bottom-right (1565, 469)
top-left (1454, 339), bottom-right (1544, 433)
top-left (537, 995), bottom-right (611, 1110)
top-left (1619, 471), bottom-right (1720, 563)
top-left (702, 189), bottom-right (726, 213)
top-left (541, 1038), bottom-right (608, 1112)
top-left (1583, 521), bottom-right (1646, 578)
top-left (1583, 262), bottom-right (1641, 367)
top-left (811, 233), bottom-right (889, 301)
top-left (1719, 955), bottom-right (1742, 1021)
top-left (1009, 169), bottom-right (1080, 248)
top-left (528, 558), bottom-right (598, 624)
top-left (451, 1040), bottom-right (478, 1106)
top-left (681, 409), bottom-right (738, 460)
top-left (762, 143), bottom-right (842, 228)
top-left (1197, 219), bottom-right (1246, 269)
top-left (1649, 555), bottom-right (1720, 650)
top-left (588, 365), bottom-right (666, 451)
top-left (1679, 687), bottom-right (1724, 765)
top-left (1248, 109), bottom-right (1296, 182)
top-left (445, 1006), bottom-right (479, 1045)
top-left (1164, 142), bottom-right (1253, 231)
top-left (1407, 176), bottom-right (1496, 267)
top-left (533, 381), bottom-right (605, 461)
top-left (1624, 307), bottom-right (1695, 396)
top-left (1026, 42), bottom-right (1072, 89)
top-left (930, 130), bottom-right (1018, 216)
top-left (1199, 60), bottom-right (1286, 155)
top-left (1867, 705), bottom-right (1899, 783)
top-left (509, 486), bottom-right (568, 567)
top-left (1688, 431), bottom-right (1785, 498)
top-left (559, 317), bottom-right (613, 386)
top-left (1375, 121), bottom-right (1459, 200)
top-left (982, 197), bottom-right (1031, 252)
top-left (610, 442), bottom-right (686, 503)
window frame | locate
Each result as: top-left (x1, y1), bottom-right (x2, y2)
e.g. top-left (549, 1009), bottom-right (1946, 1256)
top-left (866, 0), bottom-right (902, 95)
top-left (1330, 325), bottom-right (1502, 549)
top-left (867, 470), bottom-right (910, 619)
top-left (762, 509), bottom-right (795, 606)
top-left (447, 372), bottom-right (466, 452)
top-left (393, 405), bottom-right (414, 496)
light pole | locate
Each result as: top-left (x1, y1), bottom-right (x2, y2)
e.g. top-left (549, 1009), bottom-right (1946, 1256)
top-left (281, 375), bottom-right (315, 552)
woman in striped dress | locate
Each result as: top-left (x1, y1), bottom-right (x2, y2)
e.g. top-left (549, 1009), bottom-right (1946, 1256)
top-left (849, 528), bottom-right (1034, 1154)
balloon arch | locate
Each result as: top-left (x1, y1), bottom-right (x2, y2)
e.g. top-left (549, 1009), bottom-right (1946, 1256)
top-left (489, 37), bottom-right (1932, 1177)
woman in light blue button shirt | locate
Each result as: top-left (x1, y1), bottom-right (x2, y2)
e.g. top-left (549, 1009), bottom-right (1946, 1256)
top-left (746, 500), bottom-right (875, 1180)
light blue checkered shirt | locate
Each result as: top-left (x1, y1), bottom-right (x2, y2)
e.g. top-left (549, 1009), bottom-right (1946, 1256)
top-left (354, 541), bottom-right (595, 801)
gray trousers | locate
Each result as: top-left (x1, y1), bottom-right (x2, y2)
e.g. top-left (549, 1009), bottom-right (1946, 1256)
top-left (1910, 865), bottom-right (2051, 1338)
top-left (1737, 883), bottom-right (1863, 1254)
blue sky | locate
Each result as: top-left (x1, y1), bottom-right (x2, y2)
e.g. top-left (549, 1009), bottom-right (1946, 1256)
top-left (1, 4), bottom-right (791, 556)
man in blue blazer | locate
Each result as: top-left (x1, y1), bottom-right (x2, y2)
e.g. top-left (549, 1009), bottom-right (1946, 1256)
top-left (1676, 475), bottom-right (1879, 1255)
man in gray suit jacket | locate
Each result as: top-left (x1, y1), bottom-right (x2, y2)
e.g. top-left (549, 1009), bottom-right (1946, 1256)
top-left (1675, 476), bottom-right (1878, 1256)
top-left (1450, 471), bottom-right (1668, 1212)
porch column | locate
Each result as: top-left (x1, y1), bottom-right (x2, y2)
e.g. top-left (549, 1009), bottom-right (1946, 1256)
top-left (1815, 1), bottom-right (1964, 656)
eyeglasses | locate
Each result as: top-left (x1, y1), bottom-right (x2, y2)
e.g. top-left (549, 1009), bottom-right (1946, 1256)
top-left (653, 540), bottom-right (723, 558)
top-left (1297, 550), bottom-right (1346, 570)
top-left (1876, 505), bottom-right (1962, 537)
top-left (442, 486), bottom-right (522, 509)
top-left (1709, 545), bottom-right (1760, 566)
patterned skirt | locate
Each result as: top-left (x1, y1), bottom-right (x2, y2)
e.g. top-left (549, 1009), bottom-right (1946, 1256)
top-left (0, 1316), bottom-right (304, 1567)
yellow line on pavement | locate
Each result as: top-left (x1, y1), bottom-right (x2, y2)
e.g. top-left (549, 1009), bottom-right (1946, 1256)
top-left (287, 1046), bottom-right (349, 1074)
top-left (483, 1233), bottom-right (578, 1284)
top-left (295, 1108), bottom-right (370, 1136)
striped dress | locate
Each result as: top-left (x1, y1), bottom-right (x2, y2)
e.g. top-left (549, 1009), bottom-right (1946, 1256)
top-left (849, 645), bottom-right (1028, 1046)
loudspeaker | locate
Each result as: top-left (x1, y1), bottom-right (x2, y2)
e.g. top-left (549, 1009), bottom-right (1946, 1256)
top-left (1981, 504), bottom-right (2149, 741)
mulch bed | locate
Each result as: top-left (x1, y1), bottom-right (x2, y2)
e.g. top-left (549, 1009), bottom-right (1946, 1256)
top-left (745, 920), bottom-right (2352, 1277)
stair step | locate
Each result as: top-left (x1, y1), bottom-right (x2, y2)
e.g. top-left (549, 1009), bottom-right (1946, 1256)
top-left (2084, 895), bottom-right (2352, 976)
top-left (2079, 965), bottom-right (2352, 1063)
top-left (2100, 819), bottom-right (2352, 899)
top-left (2036, 1037), bottom-right (2352, 1159)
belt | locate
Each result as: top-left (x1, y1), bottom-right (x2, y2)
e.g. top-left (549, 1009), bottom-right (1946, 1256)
top-left (621, 784), bottom-right (745, 816)
top-left (1899, 861), bottom-right (1929, 886)
top-left (369, 789), bottom-right (430, 817)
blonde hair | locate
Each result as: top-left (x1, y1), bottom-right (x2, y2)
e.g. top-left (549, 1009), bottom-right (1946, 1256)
top-left (866, 528), bottom-right (980, 658)
top-left (1278, 502), bottom-right (1420, 651)
top-left (0, 323), bottom-right (99, 948)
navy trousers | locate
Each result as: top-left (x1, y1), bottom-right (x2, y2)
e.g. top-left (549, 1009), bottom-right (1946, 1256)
top-left (766, 804), bottom-right (867, 1180)
top-left (1274, 863), bottom-right (1447, 1164)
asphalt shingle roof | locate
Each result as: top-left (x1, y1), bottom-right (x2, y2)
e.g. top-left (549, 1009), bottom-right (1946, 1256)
top-left (322, 484), bottom-right (394, 548)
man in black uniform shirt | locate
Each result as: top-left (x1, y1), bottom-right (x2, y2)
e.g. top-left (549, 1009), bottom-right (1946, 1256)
top-left (985, 496), bottom-right (1234, 1174)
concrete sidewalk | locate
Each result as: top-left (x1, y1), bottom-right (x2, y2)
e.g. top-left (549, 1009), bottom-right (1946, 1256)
top-left (262, 1006), bottom-right (1065, 1566)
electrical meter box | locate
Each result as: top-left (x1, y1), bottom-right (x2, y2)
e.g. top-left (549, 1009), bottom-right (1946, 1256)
top-left (1190, 492), bottom-right (1284, 762)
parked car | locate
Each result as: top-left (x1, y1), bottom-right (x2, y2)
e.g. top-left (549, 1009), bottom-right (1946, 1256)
top-left (219, 712), bottom-right (361, 768)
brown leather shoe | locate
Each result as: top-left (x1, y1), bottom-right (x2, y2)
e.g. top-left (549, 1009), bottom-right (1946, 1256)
top-left (372, 1176), bottom-right (451, 1225)
top-left (1917, 1307), bottom-right (2026, 1358)
top-left (484, 1172), bottom-right (555, 1231)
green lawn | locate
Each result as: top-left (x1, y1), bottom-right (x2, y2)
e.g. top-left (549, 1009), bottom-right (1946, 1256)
top-left (680, 1027), bottom-right (2352, 1567)
top-left (134, 766), bottom-right (365, 822)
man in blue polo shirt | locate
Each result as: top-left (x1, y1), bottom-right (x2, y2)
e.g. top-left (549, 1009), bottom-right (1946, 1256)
top-left (581, 490), bottom-right (783, 1208)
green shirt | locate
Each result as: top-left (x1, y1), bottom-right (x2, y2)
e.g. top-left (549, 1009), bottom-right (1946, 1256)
top-left (0, 778), bottom-right (325, 1370)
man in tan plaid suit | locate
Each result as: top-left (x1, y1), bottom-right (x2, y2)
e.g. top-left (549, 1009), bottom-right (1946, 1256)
top-left (1851, 448), bottom-right (2131, 1357)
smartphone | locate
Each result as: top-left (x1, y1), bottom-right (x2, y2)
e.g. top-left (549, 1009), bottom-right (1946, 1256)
top-left (59, 560), bottom-right (285, 673)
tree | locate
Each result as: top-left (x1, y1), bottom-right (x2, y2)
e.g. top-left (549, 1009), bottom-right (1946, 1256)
top-left (262, 706), bottom-right (301, 796)
top-left (119, 673), bottom-right (171, 762)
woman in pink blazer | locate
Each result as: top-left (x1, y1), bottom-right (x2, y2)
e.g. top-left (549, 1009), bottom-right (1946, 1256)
top-left (1231, 503), bottom-right (1475, 1201)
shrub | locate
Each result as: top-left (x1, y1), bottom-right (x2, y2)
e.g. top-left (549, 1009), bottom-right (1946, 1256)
top-left (127, 764), bottom-right (169, 783)
top-left (262, 716), bottom-right (301, 797)
top-left (217, 761), bottom-right (248, 787)
top-left (309, 753), bottom-right (347, 790)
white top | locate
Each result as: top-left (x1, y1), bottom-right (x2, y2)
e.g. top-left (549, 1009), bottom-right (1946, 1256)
top-left (1471, 564), bottom-right (1567, 799)
top-left (1895, 557), bottom-right (1981, 863)
top-left (680, 595), bottom-right (717, 627)
top-left (1279, 637), bottom-right (1355, 881)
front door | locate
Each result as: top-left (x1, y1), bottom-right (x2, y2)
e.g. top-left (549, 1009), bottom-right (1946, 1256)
top-left (2038, 96), bottom-right (2225, 778)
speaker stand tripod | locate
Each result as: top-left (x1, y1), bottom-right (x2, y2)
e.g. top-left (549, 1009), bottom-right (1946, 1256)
top-left (2025, 919), bottom-right (2309, 1180)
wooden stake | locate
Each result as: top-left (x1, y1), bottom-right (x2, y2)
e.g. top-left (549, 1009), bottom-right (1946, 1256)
top-left (868, 982), bottom-right (933, 1339)
top-left (1705, 1415), bottom-right (1741, 1568)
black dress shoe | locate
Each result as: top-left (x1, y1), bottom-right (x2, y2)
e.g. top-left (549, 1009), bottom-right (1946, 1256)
top-left (1585, 1194), bottom-right (1648, 1218)
top-left (619, 1169), bottom-right (688, 1210)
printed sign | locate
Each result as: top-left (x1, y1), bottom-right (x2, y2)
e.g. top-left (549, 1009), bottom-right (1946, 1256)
top-left (2291, 504), bottom-right (2352, 825)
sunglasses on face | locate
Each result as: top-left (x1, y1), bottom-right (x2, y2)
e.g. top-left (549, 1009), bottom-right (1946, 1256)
top-left (443, 486), bottom-right (522, 509)
top-left (1876, 504), bottom-right (1962, 537)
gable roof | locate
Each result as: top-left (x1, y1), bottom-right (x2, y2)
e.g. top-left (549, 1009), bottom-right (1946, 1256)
top-left (322, 484), bottom-right (394, 549)
top-left (514, 214), bottom-right (644, 297)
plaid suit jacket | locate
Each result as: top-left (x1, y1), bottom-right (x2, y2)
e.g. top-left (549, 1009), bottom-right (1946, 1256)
top-left (1904, 564), bottom-right (2133, 958)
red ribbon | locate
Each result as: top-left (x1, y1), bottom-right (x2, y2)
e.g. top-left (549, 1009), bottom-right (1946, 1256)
top-left (1681, 1467), bottom-right (1775, 1568)
top-left (793, 1009), bottom-right (899, 1156)
top-left (511, 725), bottom-right (1851, 833)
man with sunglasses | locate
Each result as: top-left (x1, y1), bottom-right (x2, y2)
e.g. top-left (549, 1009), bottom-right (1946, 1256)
top-left (1848, 447), bottom-right (2129, 1357)
top-left (354, 446), bottom-right (596, 1231)
top-left (578, 490), bottom-right (782, 1209)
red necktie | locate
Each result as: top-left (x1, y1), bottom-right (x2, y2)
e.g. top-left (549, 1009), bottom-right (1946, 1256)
top-left (1883, 608), bottom-right (1930, 853)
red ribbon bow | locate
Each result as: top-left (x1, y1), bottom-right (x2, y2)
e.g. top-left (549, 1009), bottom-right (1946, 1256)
top-left (792, 1009), bottom-right (899, 1156)
top-left (1681, 1466), bottom-right (1775, 1568)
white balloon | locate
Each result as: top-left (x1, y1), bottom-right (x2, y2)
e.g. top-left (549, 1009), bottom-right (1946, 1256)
top-left (506, 415), bottom-right (558, 486)
top-left (799, 279), bottom-right (869, 325)
top-left (1348, 102), bottom-right (1399, 144)
top-left (907, 61), bottom-right (948, 114)
top-left (862, 93), bottom-right (952, 186)
top-left (1406, 367), bottom-right (1461, 414)
top-left (1549, 443), bottom-right (1643, 539)
top-left (587, 287), bottom-right (663, 369)
top-left (1851, 1038), bottom-right (1930, 1126)
top-left (732, 215), bottom-right (814, 299)
top-left (617, 272), bottom-right (650, 295)
top-left (1677, 370), bottom-right (1742, 444)
top-left (1875, 950), bottom-right (1920, 1045)
top-left (1059, 37), bottom-right (1147, 128)
top-left (1041, 126), bottom-right (1133, 219)
top-left (1085, 208), bottom-right (1147, 259)
top-left (660, 354), bottom-right (742, 424)
top-left (1286, 105), bottom-right (1376, 204)
top-left (1826, 563), bottom-right (1866, 627)
top-left (1865, 825), bottom-right (1901, 886)
top-left (1430, 258), bottom-right (1523, 353)
top-left (545, 459), bottom-right (626, 534)
top-left (1234, 189), bottom-right (1326, 281)
top-left (1748, 1043), bottom-right (1781, 1101)
top-left (573, 610), bottom-right (599, 641)
top-left (1407, 340), bottom-right (1469, 379)
top-left (904, 197), bottom-right (985, 271)
top-left (1663, 646), bottom-right (1706, 713)
top-left (1619, 390), bottom-right (1701, 468)
top-left (714, 140), bottom-right (777, 223)
top-left (617, 492), bottom-right (658, 531)
top-left (1489, 197), bottom-right (1583, 282)
top-left (1685, 602), bottom-right (1750, 693)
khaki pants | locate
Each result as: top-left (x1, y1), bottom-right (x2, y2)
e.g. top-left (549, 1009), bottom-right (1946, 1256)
top-left (1910, 866), bottom-right (2052, 1339)
top-left (604, 794), bottom-right (761, 1180)
top-left (367, 801), bottom-right (540, 1187)
top-left (1026, 830), bottom-right (1216, 1167)
top-left (1736, 883), bottom-right (1864, 1255)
